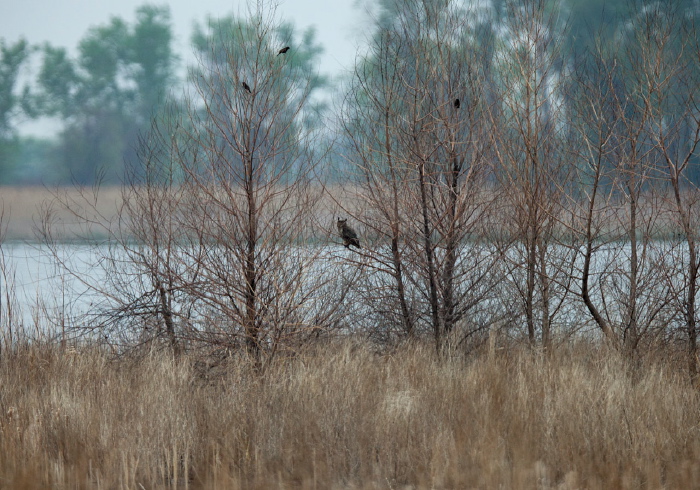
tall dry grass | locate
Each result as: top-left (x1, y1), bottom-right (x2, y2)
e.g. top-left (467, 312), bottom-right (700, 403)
top-left (0, 340), bottom-right (699, 489)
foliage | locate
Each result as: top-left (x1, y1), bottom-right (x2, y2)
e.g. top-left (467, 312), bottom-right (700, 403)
top-left (0, 38), bottom-right (31, 138)
top-left (32, 5), bottom-right (178, 184)
top-left (6, 0), bottom-right (700, 185)
top-left (0, 38), bottom-right (31, 182)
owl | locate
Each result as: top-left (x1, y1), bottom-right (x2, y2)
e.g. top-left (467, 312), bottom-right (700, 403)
top-left (337, 218), bottom-right (361, 249)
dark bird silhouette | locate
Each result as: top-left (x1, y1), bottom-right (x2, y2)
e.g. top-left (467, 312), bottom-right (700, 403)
top-left (278, 46), bottom-right (290, 55)
top-left (454, 98), bottom-right (460, 109)
top-left (242, 81), bottom-right (251, 93)
top-left (337, 218), bottom-right (361, 249)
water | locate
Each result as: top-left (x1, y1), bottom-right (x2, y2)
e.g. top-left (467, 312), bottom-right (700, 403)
top-left (0, 241), bottom-right (105, 334)
top-left (1, 238), bottom-right (694, 340)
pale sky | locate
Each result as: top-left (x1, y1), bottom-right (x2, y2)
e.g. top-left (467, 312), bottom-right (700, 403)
top-left (1, 0), bottom-right (369, 74)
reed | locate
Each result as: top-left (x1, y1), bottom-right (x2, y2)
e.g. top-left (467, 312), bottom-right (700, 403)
top-left (0, 340), bottom-right (698, 488)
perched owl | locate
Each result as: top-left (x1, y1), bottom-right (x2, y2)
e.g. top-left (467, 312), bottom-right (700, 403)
top-left (337, 218), bottom-right (361, 249)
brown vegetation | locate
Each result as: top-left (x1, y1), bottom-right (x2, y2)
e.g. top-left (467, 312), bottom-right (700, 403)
top-left (0, 340), bottom-right (698, 489)
top-left (0, 186), bottom-right (122, 240)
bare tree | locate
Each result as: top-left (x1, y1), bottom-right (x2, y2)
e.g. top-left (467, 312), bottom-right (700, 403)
top-left (568, 46), bottom-right (620, 345)
top-left (568, 3), bottom-right (687, 357)
top-left (489, 0), bottom-right (576, 350)
top-left (340, 0), bottom-right (502, 351)
top-left (175, 5), bottom-right (337, 364)
top-left (641, 5), bottom-right (700, 379)
top-left (339, 27), bottom-right (416, 339)
top-left (39, 3), bottom-right (344, 367)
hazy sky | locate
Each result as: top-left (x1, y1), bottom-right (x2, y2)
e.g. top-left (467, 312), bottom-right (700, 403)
top-left (1, 0), bottom-right (370, 77)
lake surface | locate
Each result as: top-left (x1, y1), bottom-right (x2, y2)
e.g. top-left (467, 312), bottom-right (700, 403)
top-left (0, 242), bottom-right (104, 335)
top-left (1, 238), bottom-right (693, 340)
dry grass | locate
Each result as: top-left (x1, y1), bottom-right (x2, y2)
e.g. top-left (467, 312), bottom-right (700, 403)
top-left (0, 185), bottom-right (694, 242)
top-left (0, 184), bottom-right (353, 241)
top-left (0, 186), bottom-right (123, 240)
top-left (0, 340), bottom-right (699, 489)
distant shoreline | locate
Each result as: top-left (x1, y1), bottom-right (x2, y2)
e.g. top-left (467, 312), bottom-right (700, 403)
top-left (0, 186), bottom-right (122, 241)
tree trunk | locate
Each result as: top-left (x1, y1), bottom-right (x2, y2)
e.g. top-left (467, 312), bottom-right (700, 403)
top-left (244, 154), bottom-right (259, 360)
top-left (386, 111), bottom-right (414, 337)
top-left (525, 221), bottom-right (537, 345)
top-left (158, 280), bottom-right (179, 355)
top-left (625, 179), bottom-right (639, 355)
top-left (442, 154), bottom-right (461, 336)
top-left (538, 239), bottom-right (552, 351)
top-left (418, 158), bottom-right (441, 351)
top-left (687, 240), bottom-right (698, 383)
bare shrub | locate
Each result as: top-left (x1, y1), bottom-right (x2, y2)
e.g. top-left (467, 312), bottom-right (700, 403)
top-left (0, 206), bottom-right (20, 353)
top-left (568, 3), bottom-right (696, 362)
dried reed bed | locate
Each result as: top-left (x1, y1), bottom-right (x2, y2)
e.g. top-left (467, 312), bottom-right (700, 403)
top-left (0, 185), bottom-right (692, 242)
top-left (0, 186), bottom-right (124, 240)
top-left (0, 341), bottom-right (699, 489)
top-left (0, 184), bottom-right (353, 241)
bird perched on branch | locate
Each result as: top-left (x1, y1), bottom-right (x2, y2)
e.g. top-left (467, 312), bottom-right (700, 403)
top-left (337, 218), bottom-right (361, 249)
top-left (242, 81), bottom-right (252, 93)
top-left (454, 98), bottom-right (460, 109)
top-left (278, 46), bottom-right (290, 55)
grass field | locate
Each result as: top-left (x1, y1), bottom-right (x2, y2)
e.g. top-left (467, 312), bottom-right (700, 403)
top-left (0, 184), bottom-right (693, 242)
top-left (0, 186), bottom-right (123, 240)
top-left (0, 340), bottom-right (698, 489)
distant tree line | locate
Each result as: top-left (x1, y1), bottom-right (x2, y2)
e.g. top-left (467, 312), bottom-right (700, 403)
top-left (0, 5), bottom-right (177, 184)
top-left (3, 0), bottom-right (700, 186)
top-left (0, 4), bottom-right (324, 185)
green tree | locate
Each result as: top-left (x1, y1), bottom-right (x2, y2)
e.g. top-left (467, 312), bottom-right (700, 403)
top-left (0, 38), bottom-right (31, 182)
top-left (36, 45), bottom-right (78, 118)
top-left (130, 6), bottom-right (179, 127)
top-left (35, 5), bottom-right (177, 184)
